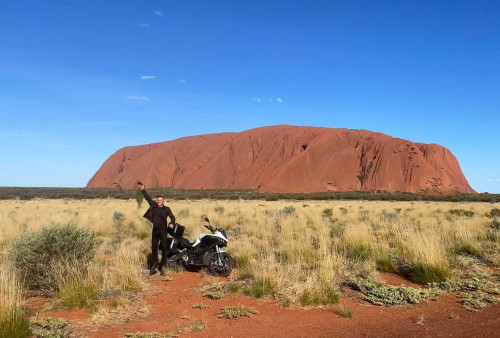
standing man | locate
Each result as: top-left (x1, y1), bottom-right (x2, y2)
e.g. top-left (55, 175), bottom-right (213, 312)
top-left (139, 182), bottom-right (176, 275)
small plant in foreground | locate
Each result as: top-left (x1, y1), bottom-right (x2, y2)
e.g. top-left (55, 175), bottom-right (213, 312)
top-left (125, 332), bottom-right (167, 338)
top-left (415, 315), bottom-right (425, 325)
top-left (199, 281), bottom-right (226, 300)
top-left (30, 317), bottom-right (69, 338)
top-left (192, 303), bottom-right (208, 309)
top-left (218, 304), bottom-right (257, 319)
top-left (462, 292), bottom-right (498, 311)
top-left (188, 322), bottom-right (207, 331)
top-left (338, 308), bottom-right (353, 318)
top-left (0, 269), bottom-right (31, 338)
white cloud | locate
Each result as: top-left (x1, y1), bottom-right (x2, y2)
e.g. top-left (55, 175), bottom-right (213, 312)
top-left (276, 97), bottom-right (283, 103)
top-left (487, 177), bottom-right (500, 182)
top-left (179, 79), bottom-right (187, 84)
top-left (139, 23), bottom-right (150, 27)
top-left (141, 75), bottom-right (156, 80)
top-left (154, 10), bottom-right (164, 16)
top-left (126, 95), bottom-right (149, 101)
top-left (252, 97), bottom-right (262, 103)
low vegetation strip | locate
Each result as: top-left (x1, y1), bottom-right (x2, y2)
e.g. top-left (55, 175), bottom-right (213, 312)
top-left (0, 186), bottom-right (498, 202)
top-left (347, 277), bottom-right (442, 306)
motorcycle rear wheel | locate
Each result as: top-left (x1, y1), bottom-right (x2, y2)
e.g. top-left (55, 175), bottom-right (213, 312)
top-left (207, 252), bottom-right (233, 277)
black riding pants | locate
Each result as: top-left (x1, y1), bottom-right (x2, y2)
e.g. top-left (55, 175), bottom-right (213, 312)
top-left (151, 231), bottom-right (168, 268)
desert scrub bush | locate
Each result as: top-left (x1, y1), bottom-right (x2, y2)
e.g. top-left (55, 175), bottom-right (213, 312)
top-left (430, 271), bottom-right (499, 294)
top-left (218, 304), bottom-right (257, 319)
top-left (347, 277), bottom-right (441, 306)
top-left (453, 241), bottom-right (483, 258)
top-left (490, 208), bottom-right (500, 217)
top-left (322, 208), bottom-right (333, 218)
top-left (135, 189), bottom-right (144, 208)
top-left (0, 268), bottom-right (31, 338)
top-left (246, 277), bottom-right (277, 299)
top-left (8, 223), bottom-right (100, 294)
top-left (329, 223), bottom-right (346, 238)
top-left (30, 317), bottom-right (69, 338)
top-left (199, 280), bottom-right (227, 300)
top-left (447, 209), bottom-right (475, 218)
top-left (462, 292), bottom-right (498, 311)
top-left (214, 205), bottom-right (225, 215)
top-left (298, 283), bottom-right (339, 306)
top-left (381, 210), bottom-right (398, 221)
top-left (405, 262), bottom-right (452, 285)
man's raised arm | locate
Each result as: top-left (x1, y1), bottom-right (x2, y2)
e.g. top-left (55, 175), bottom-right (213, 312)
top-left (140, 184), bottom-right (155, 207)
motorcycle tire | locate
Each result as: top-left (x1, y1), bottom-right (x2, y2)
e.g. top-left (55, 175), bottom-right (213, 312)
top-left (207, 252), bottom-right (233, 277)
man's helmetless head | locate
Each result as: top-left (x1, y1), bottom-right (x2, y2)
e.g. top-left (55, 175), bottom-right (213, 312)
top-left (156, 196), bottom-right (164, 207)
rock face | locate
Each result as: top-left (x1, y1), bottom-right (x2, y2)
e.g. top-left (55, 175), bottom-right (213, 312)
top-left (87, 125), bottom-right (475, 194)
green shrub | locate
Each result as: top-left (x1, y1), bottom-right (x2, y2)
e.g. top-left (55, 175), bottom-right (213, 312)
top-left (339, 207), bottom-right (348, 215)
top-left (236, 255), bottom-right (252, 273)
top-left (462, 292), bottom-right (498, 311)
top-left (282, 206), bottom-right (295, 215)
top-left (30, 317), bottom-right (68, 338)
top-left (247, 277), bottom-right (276, 299)
top-left (329, 222), bottom-right (347, 238)
top-left (454, 242), bottom-right (483, 257)
top-left (322, 208), bottom-right (333, 218)
top-left (492, 217), bottom-right (500, 231)
top-left (112, 211), bottom-right (126, 229)
top-left (218, 304), bottom-right (257, 319)
top-left (8, 223), bottom-right (100, 294)
top-left (407, 263), bottom-right (452, 285)
top-left (214, 205), bottom-right (225, 215)
top-left (490, 208), bottom-right (500, 217)
top-left (343, 243), bottom-right (371, 262)
top-left (381, 210), bottom-right (398, 221)
top-left (447, 209), bottom-right (475, 218)
top-left (347, 277), bottom-right (441, 306)
top-left (338, 308), bottom-right (353, 318)
top-left (299, 284), bottom-right (339, 306)
top-left (376, 255), bottom-right (401, 273)
top-left (56, 277), bottom-right (100, 310)
top-left (30, 317), bottom-right (67, 337)
top-left (135, 189), bottom-right (144, 208)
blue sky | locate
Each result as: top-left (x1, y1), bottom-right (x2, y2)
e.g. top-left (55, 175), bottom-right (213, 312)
top-left (0, 1), bottom-right (499, 192)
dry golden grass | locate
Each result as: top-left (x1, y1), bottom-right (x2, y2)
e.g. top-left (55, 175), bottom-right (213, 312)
top-left (0, 198), bottom-right (499, 307)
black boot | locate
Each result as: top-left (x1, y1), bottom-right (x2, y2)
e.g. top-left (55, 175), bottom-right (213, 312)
top-left (149, 261), bottom-right (159, 275)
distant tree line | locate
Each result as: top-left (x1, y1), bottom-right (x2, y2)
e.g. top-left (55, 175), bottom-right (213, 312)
top-left (0, 187), bottom-right (498, 202)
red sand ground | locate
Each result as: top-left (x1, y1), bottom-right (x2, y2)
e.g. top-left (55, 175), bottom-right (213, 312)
top-left (87, 125), bottom-right (475, 194)
top-left (28, 271), bottom-right (499, 338)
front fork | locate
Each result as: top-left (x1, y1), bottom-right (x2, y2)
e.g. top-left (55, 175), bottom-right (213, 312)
top-left (215, 245), bottom-right (223, 264)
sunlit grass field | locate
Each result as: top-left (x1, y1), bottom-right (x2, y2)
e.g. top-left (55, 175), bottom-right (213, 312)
top-left (0, 197), bottom-right (499, 334)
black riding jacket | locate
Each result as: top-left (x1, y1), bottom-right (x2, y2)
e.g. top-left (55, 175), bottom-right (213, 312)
top-left (142, 189), bottom-right (176, 233)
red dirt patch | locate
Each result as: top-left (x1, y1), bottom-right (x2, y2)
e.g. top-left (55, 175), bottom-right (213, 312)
top-left (26, 271), bottom-right (499, 337)
top-left (376, 272), bottom-right (424, 289)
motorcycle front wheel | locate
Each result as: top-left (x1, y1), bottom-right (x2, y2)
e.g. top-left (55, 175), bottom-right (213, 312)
top-left (207, 252), bottom-right (233, 277)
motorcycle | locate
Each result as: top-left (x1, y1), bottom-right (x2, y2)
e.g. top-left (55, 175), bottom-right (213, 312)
top-left (165, 217), bottom-right (234, 277)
